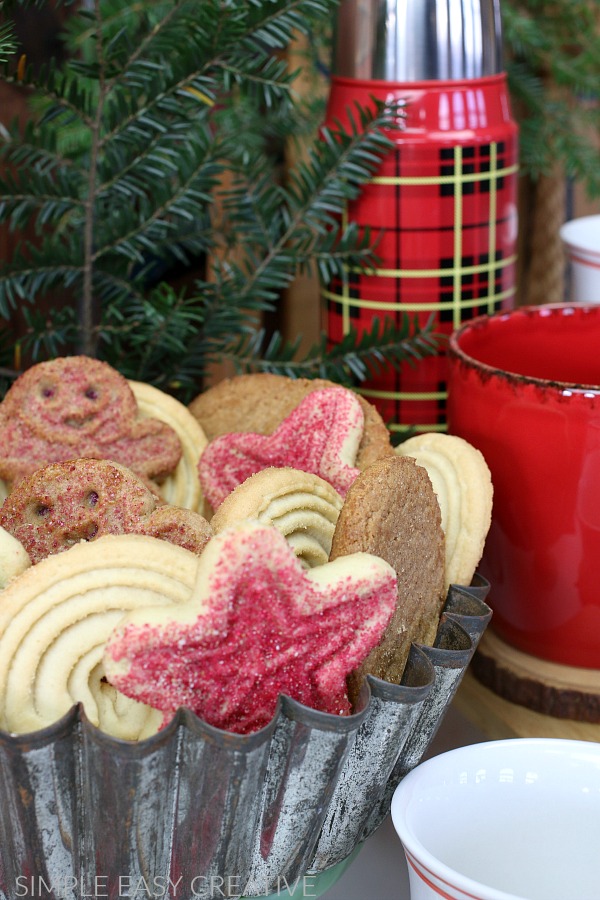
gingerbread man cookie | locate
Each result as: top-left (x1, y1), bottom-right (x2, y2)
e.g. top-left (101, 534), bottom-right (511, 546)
top-left (0, 356), bottom-right (182, 486)
top-left (0, 458), bottom-right (212, 563)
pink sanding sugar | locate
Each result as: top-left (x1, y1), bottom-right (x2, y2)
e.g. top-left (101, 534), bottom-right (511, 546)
top-left (0, 356), bottom-right (181, 484)
top-left (105, 522), bottom-right (396, 734)
top-left (198, 387), bottom-right (364, 509)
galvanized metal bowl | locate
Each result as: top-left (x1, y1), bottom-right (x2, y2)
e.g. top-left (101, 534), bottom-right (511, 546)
top-left (0, 578), bottom-right (490, 900)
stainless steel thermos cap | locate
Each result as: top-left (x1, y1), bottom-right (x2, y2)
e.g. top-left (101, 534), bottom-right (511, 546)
top-left (333, 0), bottom-right (505, 81)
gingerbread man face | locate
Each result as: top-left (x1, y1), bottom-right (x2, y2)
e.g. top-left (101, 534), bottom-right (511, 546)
top-left (3, 356), bottom-right (137, 443)
top-left (0, 357), bottom-right (182, 485)
top-left (0, 458), bottom-right (212, 563)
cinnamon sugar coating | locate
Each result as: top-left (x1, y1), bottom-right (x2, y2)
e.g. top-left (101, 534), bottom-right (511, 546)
top-left (0, 458), bottom-right (212, 563)
top-left (0, 356), bottom-right (182, 486)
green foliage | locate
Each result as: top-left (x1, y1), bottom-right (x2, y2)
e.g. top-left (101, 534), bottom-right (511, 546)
top-left (503, 0), bottom-right (600, 197)
top-left (0, 19), bottom-right (16, 64)
top-left (0, 0), bottom-right (440, 399)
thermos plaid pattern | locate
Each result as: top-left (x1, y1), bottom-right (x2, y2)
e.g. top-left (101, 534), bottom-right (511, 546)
top-left (323, 75), bottom-right (519, 434)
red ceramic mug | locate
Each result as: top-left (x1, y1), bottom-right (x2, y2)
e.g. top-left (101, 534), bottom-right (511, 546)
top-left (447, 304), bottom-right (600, 668)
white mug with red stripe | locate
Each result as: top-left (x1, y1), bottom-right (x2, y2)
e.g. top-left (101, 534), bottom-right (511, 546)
top-left (391, 738), bottom-right (600, 900)
top-left (560, 214), bottom-right (600, 303)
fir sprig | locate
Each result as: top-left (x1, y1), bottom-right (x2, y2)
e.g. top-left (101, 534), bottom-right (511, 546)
top-left (0, 20), bottom-right (16, 65)
top-left (221, 316), bottom-right (440, 385)
top-left (503, 0), bottom-right (600, 196)
top-left (0, 0), bottom-right (443, 399)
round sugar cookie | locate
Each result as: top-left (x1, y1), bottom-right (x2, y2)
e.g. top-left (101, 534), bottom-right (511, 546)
top-left (210, 467), bottom-right (343, 567)
top-left (329, 454), bottom-right (446, 698)
top-left (189, 373), bottom-right (394, 471)
top-left (396, 432), bottom-right (492, 591)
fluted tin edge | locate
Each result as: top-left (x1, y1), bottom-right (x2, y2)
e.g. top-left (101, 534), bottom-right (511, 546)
top-left (0, 579), bottom-right (491, 900)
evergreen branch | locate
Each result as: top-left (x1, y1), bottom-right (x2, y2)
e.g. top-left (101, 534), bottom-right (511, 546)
top-left (214, 316), bottom-right (442, 384)
top-left (0, 0), bottom-right (439, 400)
top-left (19, 304), bottom-right (79, 360)
top-left (98, 282), bottom-right (206, 384)
top-left (0, 261), bottom-right (83, 318)
top-left (0, 120), bottom-right (85, 176)
top-left (2, 57), bottom-right (97, 127)
top-left (0, 154), bottom-right (85, 231)
top-left (96, 0), bottom-right (330, 155)
top-left (223, 103), bottom-right (397, 305)
top-left (91, 140), bottom-right (218, 264)
top-left (502, 0), bottom-right (600, 198)
top-left (241, 0), bottom-right (332, 50)
top-left (0, 20), bottom-right (17, 63)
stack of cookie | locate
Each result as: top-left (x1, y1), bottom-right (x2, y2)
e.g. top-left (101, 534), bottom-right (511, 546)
top-left (0, 358), bottom-right (492, 740)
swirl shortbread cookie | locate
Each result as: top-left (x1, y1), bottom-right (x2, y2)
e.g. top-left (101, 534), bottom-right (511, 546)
top-left (0, 356), bottom-right (182, 488)
top-left (0, 534), bottom-right (201, 738)
top-left (329, 455), bottom-right (446, 700)
top-left (198, 387), bottom-right (363, 511)
top-left (0, 526), bottom-right (31, 588)
top-left (0, 458), bottom-right (212, 563)
top-left (189, 373), bottom-right (394, 471)
top-left (210, 467), bottom-right (343, 567)
top-left (104, 520), bottom-right (397, 734)
top-left (396, 432), bottom-right (493, 591)
top-left (130, 380), bottom-right (207, 513)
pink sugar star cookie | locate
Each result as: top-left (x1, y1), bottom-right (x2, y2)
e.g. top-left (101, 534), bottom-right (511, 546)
top-left (197, 387), bottom-right (364, 510)
top-left (104, 521), bottom-right (397, 734)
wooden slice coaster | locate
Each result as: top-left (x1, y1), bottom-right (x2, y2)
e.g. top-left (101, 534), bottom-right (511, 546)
top-left (471, 628), bottom-right (600, 723)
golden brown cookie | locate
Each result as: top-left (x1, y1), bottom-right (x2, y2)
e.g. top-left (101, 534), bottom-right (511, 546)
top-left (0, 458), bottom-right (212, 564)
top-left (329, 454), bottom-right (446, 699)
top-left (396, 432), bottom-right (493, 591)
top-left (211, 467), bottom-right (343, 567)
top-left (143, 504), bottom-right (212, 556)
top-left (0, 356), bottom-right (182, 486)
top-left (189, 373), bottom-right (394, 471)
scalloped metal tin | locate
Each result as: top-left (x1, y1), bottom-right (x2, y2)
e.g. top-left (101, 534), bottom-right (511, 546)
top-left (0, 579), bottom-right (491, 899)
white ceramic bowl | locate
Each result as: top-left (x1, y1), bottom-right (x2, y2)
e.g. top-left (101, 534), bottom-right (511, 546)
top-left (391, 738), bottom-right (600, 900)
top-left (560, 214), bottom-right (600, 303)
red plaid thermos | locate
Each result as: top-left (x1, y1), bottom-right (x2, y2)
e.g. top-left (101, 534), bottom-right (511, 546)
top-left (323, 0), bottom-right (519, 435)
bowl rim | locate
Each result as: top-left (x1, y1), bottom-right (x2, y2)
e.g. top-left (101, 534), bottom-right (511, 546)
top-left (391, 737), bottom-right (600, 900)
top-left (448, 303), bottom-right (600, 395)
top-left (559, 214), bottom-right (600, 258)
